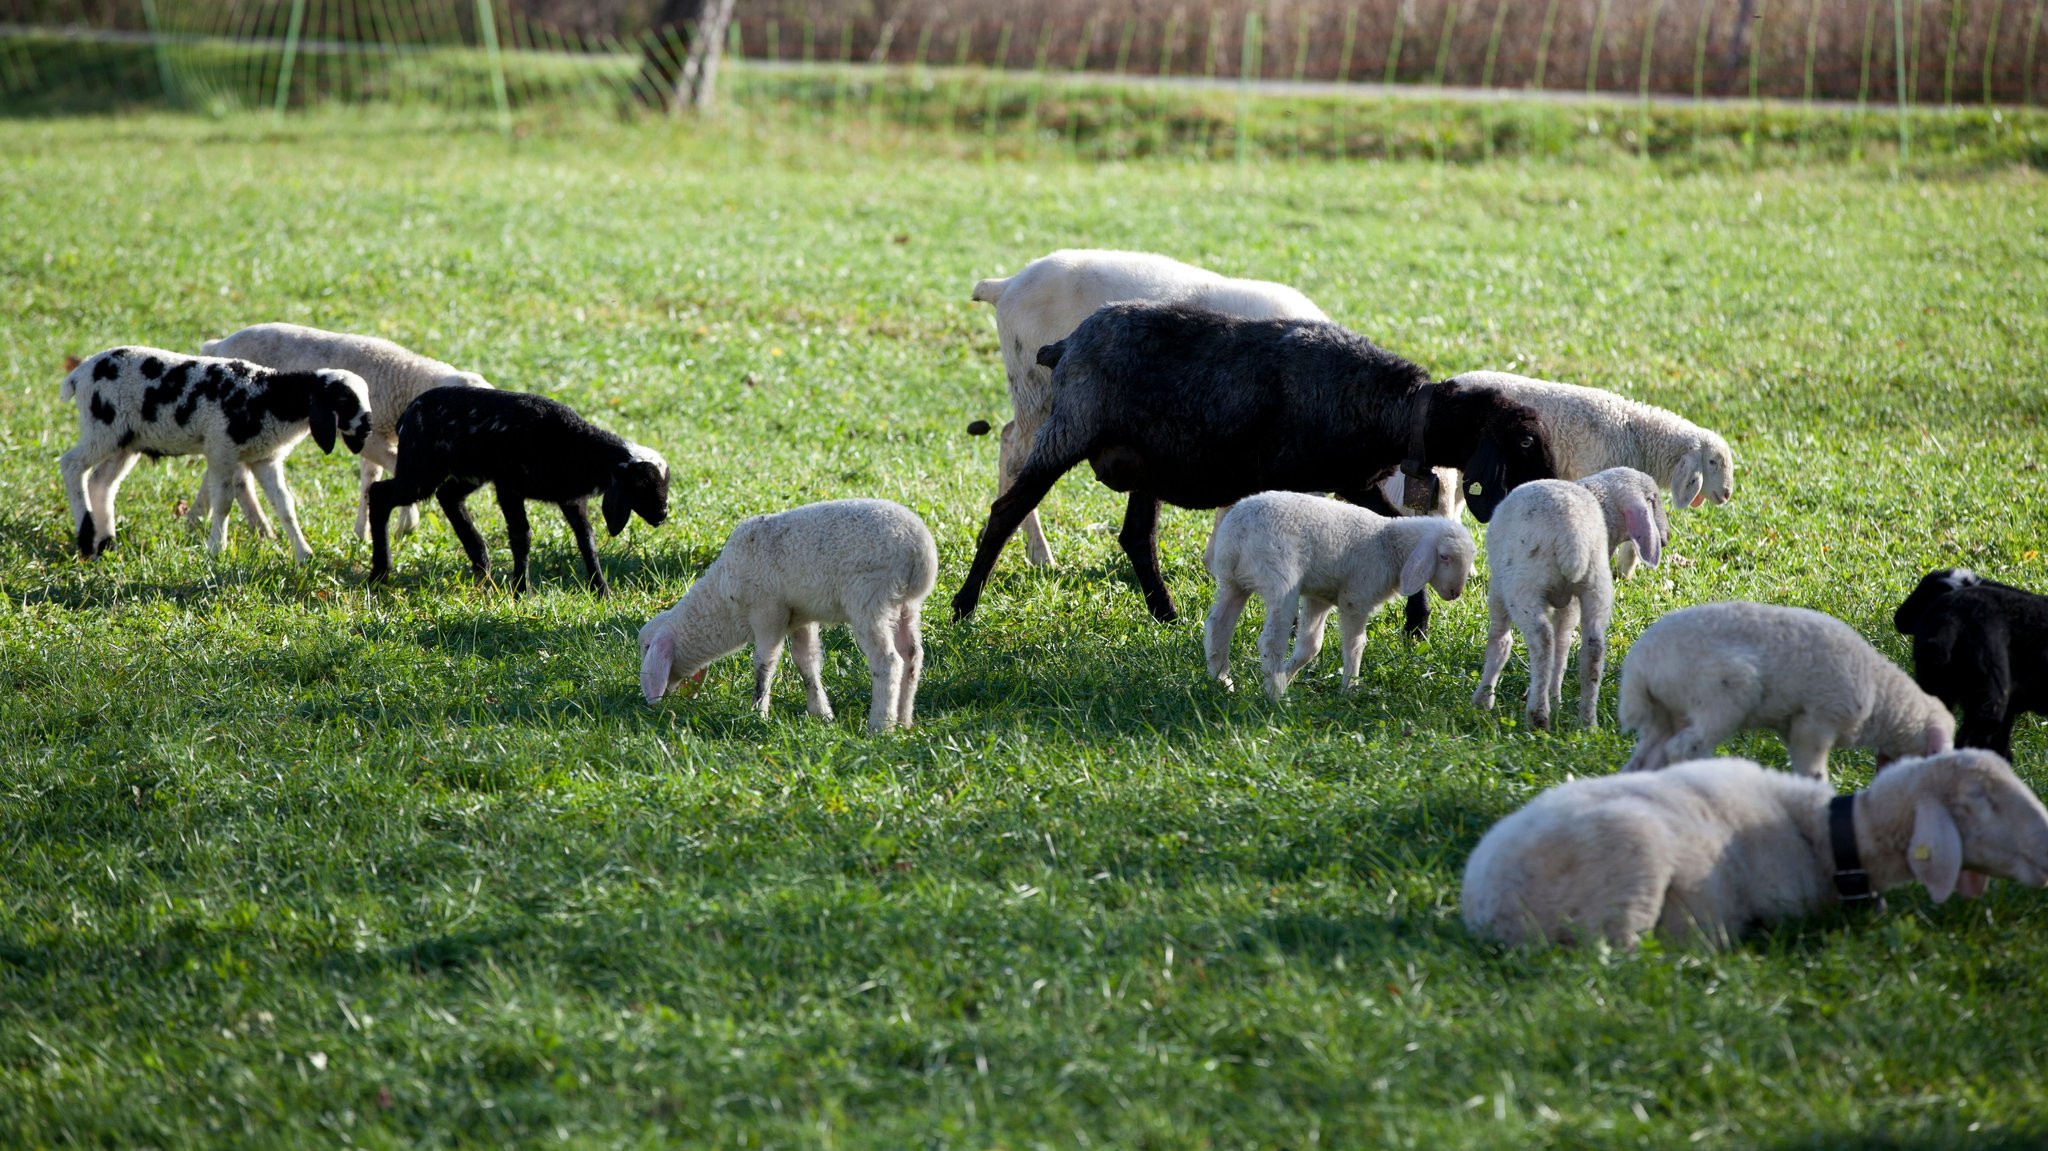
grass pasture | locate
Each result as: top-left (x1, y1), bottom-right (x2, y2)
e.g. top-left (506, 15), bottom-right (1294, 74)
top-left (2, 110), bottom-right (2047, 1147)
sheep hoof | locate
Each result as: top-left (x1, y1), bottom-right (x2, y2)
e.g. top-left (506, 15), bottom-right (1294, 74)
top-left (1526, 710), bottom-right (1552, 732)
top-left (1472, 690), bottom-right (1495, 710)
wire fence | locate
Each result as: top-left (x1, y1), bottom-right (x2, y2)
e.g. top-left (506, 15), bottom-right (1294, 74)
top-left (3, 0), bottom-right (2043, 164)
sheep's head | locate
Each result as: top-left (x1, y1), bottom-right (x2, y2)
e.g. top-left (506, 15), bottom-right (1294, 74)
top-left (604, 443), bottom-right (671, 536)
top-left (1878, 749), bottom-right (2048, 902)
top-left (1399, 520), bottom-right (1477, 601)
top-left (638, 609), bottom-right (706, 704)
top-left (1587, 467), bottom-right (1668, 568)
top-left (1672, 436), bottom-right (1736, 509)
top-left (1892, 567), bottom-right (1981, 635)
top-left (1433, 384), bottom-right (1555, 523)
top-left (310, 369), bottom-right (373, 455)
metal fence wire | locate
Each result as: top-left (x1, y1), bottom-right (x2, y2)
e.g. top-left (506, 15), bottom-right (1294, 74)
top-left (2, 0), bottom-right (2042, 159)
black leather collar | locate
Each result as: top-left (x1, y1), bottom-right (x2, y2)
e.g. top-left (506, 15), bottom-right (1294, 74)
top-left (1829, 793), bottom-right (1876, 905)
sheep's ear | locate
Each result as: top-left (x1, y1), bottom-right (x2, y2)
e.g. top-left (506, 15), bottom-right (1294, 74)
top-left (640, 628), bottom-right (675, 704)
top-left (1908, 797), bottom-right (1964, 903)
top-left (603, 475), bottom-right (633, 537)
top-left (1399, 534), bottom-right (1437, 597)
top-left (1670, 450), bottom-right (1706, 509)
top-left (307, 400), bottom-right (338, 454)
top-left (1622, 495), bottom-right (1661, 568)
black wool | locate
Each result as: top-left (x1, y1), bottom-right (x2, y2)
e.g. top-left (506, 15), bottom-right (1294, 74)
top-left (1894, 568), bottom-right (2048, 759)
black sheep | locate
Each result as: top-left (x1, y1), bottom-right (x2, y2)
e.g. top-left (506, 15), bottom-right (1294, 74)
top-left (1894, 568), bottom-right (2048, 759)
top-left (951, 301), bottom-right (1558, 623)
top-left (366, 388), bottom-right (669, 595)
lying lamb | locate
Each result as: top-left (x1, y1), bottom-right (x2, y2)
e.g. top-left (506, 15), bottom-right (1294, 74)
top-left (1462, 750), bottom-right (2048, 947)
top-left (59, 347), bottom-right (371, 561)
top-left (638, 499), bottom-right (937, 733)
top-left (203, 322), bottom-right (493, 540)
top-left (1618, 601), bottom-right (1954, 779)
top-left (1894, 568), bottom-right (2048, 759)
top-left (1472, 468), bottom-right (1668, 731)
top-left (1204, 492), bottom-right (1475, 700)
top-left (970, 249), bottom-right (1328, 570)
top-left (951, 302), bottom-right (1557, 624)
top-left (366, 388), bottom-right (668, 595)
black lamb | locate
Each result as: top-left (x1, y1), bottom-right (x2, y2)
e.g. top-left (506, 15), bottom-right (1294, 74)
top-left (1893, 567), bottom-right (2048, 759)
top-left (951, 301), bottom-right (1559, 623)
top-left (366, 388), bottom-right (670, 595)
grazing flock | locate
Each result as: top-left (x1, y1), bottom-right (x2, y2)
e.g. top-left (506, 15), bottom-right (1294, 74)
top-left (55, 250), bottom-right (2048, 950)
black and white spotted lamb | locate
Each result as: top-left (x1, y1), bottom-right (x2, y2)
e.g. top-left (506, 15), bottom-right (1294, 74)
top-left (1894, 568), bottom-right (2048, 759)
top-left (365, 388), bottom-right (670, 595)
top-left (950, 301), bottom-right (1558, 624)
top-left (59, 346), bottom-right (372, 561)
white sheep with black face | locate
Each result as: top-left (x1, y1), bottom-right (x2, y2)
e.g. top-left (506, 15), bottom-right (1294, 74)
top-left (1203, 491), bottom-right (1476, 700)
top-left (59, 346), bottom-right (372, 562)
top-left (639, 499), bottom-right (938, 733)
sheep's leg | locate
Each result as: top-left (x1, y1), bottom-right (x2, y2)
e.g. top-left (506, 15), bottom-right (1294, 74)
top-left (366, 468), bottom-right (442, 583)
top-left (789, 621), bottom-right (833, 721)
top-left (1201, 505), bottom-right (1234, 569)
top-left (231, 465), bottom-right (275, 539)
top-left (203, 463), bottom-right (238, 557)
top-left (1257, 595), bottom-right (1298, 701)
top-left (246, 457), bottom-right (312, 562)
top-left (1472, 597), bottom-right (1515, 710)
top-left (1654, 715), bottom-right (1737, 769)
top-left (851, 614), bottom-right (906, 734)
top-left (434, 480), bottom-right (490, 579)
top-left (1284, 596), bottom-right (1337, 679)
top-left (1117, 492), bottom-right (1178, 623)
top-left (496, 489), bottom-right (532, 593)
top-left (355, 434), bottom-right (416, 541)
top-left (998, 418), bottom-right (1055, 569)
top-left (1521, 611), bottom-right (1557, 731)
top-left (1958, 704), bottom-right (2015, 760)
top-left (560, 499), bottom-right (609, 597)
top-left (1551, 598), bottom-right (1581, 711)
top-left (1401, 591), bottom-right (1432, 639)
top-left (1337, 608), bottom-right (1372, 693)
top-left (1783, 715), bottom-right (1837, 781)
top-left (1574, 586), bottom-right (1611, 730)
top-left (1613, 539), bottom-right (1641, 580)
top-left (59, 444), bottom-right (101, 556)
top-left (749, 611), bottom-right (789, 722)
top-left (84, 450), bottom-right (140, 557)
top-left (953, 455), bottom-right (1074, 621)
top-left (1204, 582), bottom-right (1250, 690)
top-left (892, 603), bottom-right (923, 729)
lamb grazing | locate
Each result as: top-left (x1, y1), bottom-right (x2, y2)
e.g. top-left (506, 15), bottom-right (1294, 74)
top-left (203, 322), bottom-right (493, 541)
top-left (970, 249), bottom-right (1328, 571)
top-left (1462, 750), bottom-right (2048, 948)
top-left (1618, 601), bottom-right (1954, 780)
top-left (1472, 468), bottom-right (1669, 731)
top-left (1893, 568), bottom-right (2048, 759)
top-left (365, 388), bottom-right (668, 595)
top-left (950, 301), bottom-right (1557, 624)
top-left (58, 347), bottom-right (372, 561)
top-left (1203, 492), bottom-right (1475, 700)
top-left (638, 499), bottom-right (938, 733)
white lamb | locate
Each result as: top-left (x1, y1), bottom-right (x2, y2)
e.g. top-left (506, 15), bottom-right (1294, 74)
top-left (1471, 467), bottom-right (1669, 731)
top-left (1204, 491), bottom-right (1476, 700)
top-left (1462, 750), bottom-right (2048, 948)
top-left (1618, 601), bottom-right (1955, 780)
top-left (970, 249), bottom-right (1328, 569)
top-left (59, 346), bottom-right (372, 562)
top-left (1446, 371), bottom-right (1735, 573)
top-left (202, 322), bottom-right (492, 540)
top-left (638, 499), bottom-right (938, 733)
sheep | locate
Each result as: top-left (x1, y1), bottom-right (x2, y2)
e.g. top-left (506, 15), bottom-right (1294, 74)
top-left (365, 388), bottom-right (669, 595)
top-left (950, 301), bottom-right (1558, 624)
top-left (58, 346), bottom-right (372, 561)
top-left (1618, 601), bottom-right (1955, 780)
top-left (1461, 750), bottom-right (2048, 948)
top-left (638, 499), bottom-right (938, 733)
top-left (970, 249), bottom-right (1329, 572)
top-left (1893, 568), bottom-right (2048, 759)
top-left (202, 322), bottom-right (493, 541)
top-left (1203, 492), bottom-right (1475, 700)
top-left (1471, 468), bottom-right (1669, 731)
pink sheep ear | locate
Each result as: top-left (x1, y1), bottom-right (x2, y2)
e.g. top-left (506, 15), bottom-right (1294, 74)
top-left (1670, 452), bottom-right (1705, 509)
top-left (640, 629), bottom-right (676, 704)
top-left (1622, 496), bottom-right (1661, 568)
top-left (1908, 797), bottom-right (1964, 903)
top-left (1399, 534), bottom-right (1437, 597)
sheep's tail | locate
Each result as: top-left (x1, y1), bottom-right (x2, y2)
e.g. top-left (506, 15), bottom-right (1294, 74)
top-left (59, 356), bottom-right (85, 402)
top-left (1035, 340), bottom-right (1066, 370)
top-left (970, 275), bottom-right (1011, 305)
top-left (1616, 670), bottom-right (1654, 737)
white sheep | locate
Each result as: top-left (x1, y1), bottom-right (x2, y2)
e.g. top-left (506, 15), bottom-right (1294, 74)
top-left (59, 346), bottom-right (372, 561)
top-left (202, 322), bottom-right (492, 540)
top-left (1471, 467), bottom-right (1668, 731)
top-left (1447, 371), bottom-right (1735, 574)
top-left (971, 249), bottom-right (1328, 569)
top-left (1618, 601), bottom-right (1955, 780)
top-left (1462, 750), bottom-right (2048, 948)
top-left (1203, 491), bottom-right (1476, 700)
top-left (638, 499), bottom-right (938, 733)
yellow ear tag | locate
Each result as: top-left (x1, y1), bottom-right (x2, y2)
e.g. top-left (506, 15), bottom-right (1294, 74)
top-left (1912, 844), bottom-right (1932, 862)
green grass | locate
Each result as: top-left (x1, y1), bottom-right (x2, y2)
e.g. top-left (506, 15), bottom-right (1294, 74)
top-left (2, 108), bottom-right (2047, 1147)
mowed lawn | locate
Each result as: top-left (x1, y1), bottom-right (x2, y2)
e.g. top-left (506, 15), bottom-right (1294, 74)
top-left (1, 110), bottom-right (2046, 1148)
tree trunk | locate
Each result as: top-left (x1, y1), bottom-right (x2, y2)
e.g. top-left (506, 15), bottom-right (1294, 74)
top-left (669, 0), bottom-right (739, 113)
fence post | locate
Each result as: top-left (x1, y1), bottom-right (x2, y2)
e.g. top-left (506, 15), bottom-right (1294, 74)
top-left (138, 0), bottom-right (179, 108)
top-left (474, 0), bottom-right (512, 134)
top-left (1238, 11), bottom-right (1260, 168)
top-left (1640, 0), bottom-right (1666, 159)
top-left (274, 0), bottom-right (307, 113)
top-left (1894, 0), bottom-right (1911, 161)
top-left (1983, 0), bottom-right (2006, 104)
top-left (1587, 0), bottom-right (1615, 95)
